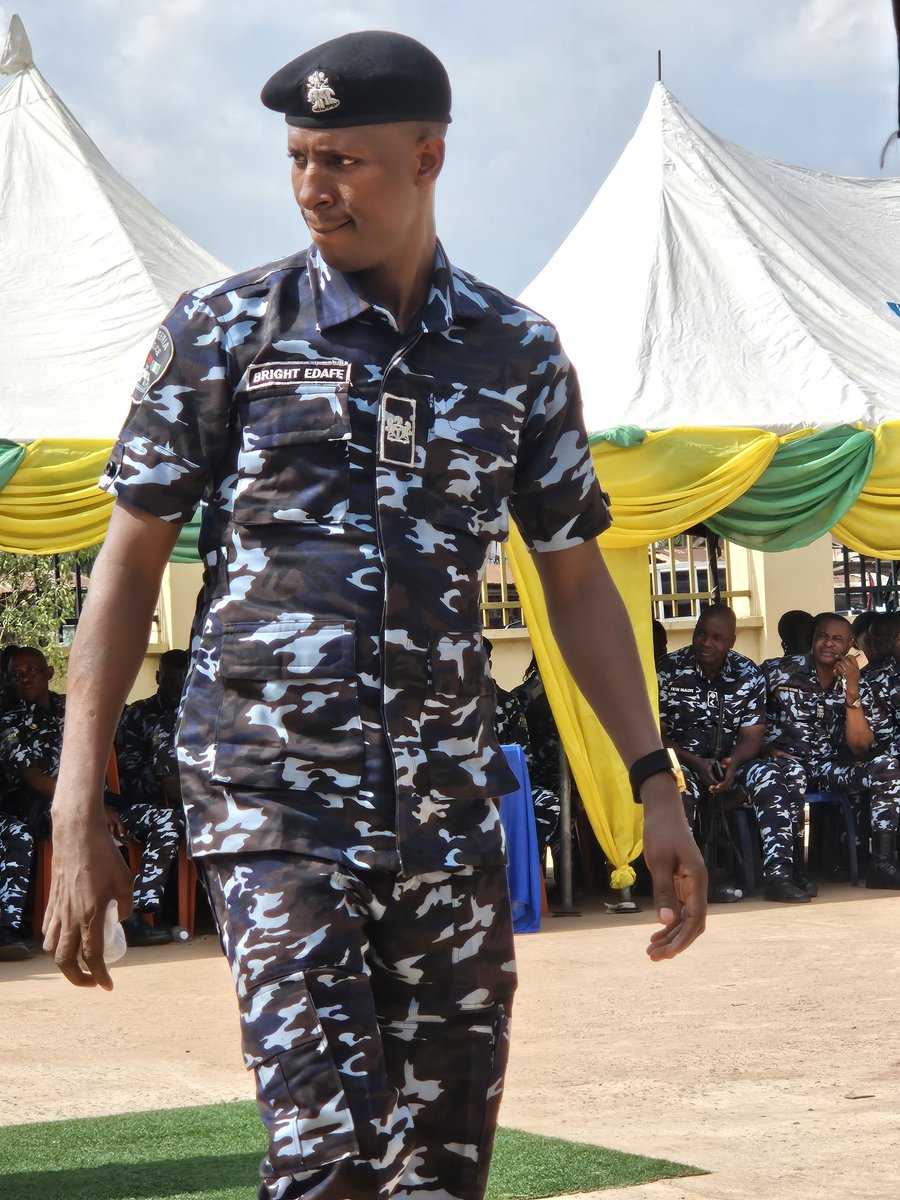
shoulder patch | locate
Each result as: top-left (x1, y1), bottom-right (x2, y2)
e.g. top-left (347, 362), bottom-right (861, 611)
top-left (134, 326), bottom-right (175, 399)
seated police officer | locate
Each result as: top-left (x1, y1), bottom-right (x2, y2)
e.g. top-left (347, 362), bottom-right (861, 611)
top-left (0, 646), bottom-right (181, 944)
top-left (657, 604), bottom-right (766, 899)
top-left (762, 613), bottom-right (900, 890)
top-left (116, 649), bottom-right (188, 817)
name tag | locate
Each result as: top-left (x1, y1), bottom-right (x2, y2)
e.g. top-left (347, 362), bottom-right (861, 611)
top-left (247, 359), bottom-right (351, 390)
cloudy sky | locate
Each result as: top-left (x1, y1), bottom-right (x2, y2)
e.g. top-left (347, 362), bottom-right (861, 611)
top-left (1, 0), bottom-right (897, 296)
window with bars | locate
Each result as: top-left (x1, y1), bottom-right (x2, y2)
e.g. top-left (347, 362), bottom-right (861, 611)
top-left (480, 541), bottom-right (523, 628)
top-left (650, 535), bottom-right (751, 620)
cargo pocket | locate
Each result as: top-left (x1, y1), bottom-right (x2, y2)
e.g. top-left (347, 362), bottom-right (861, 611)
top-left (243, 970), bottom-right (359, 1172)
top-left (233, 386), bottom-right (351, 526)
top-left (211, 620), bottom-right (363, 792)
top-left (421, 633), bottom-right (513, 799)
top-left (422, 402), bottom-right (515, 543)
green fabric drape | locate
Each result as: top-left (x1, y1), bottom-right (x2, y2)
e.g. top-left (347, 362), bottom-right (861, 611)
top-left (0, 440), bottom-right (26, 491)
top-left (170, 508), bottom-right (202, 563)
top-left (706, 425), bottom-right (875, 551)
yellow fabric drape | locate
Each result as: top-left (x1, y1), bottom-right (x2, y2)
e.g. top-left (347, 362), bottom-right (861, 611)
top-left (0, 439), bottom-right (114, 553)
top-left (832, 422), bottom-right (900, 557)
top-left (508, 530), bottom-right (656, 887)
top-left (593, 426), bottom-right (778, 547)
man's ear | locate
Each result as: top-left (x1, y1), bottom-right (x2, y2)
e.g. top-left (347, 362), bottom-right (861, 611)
top-left (416, 133), bottom-right (445, 185)
top-left (46, 664), bottom-right (55, 682)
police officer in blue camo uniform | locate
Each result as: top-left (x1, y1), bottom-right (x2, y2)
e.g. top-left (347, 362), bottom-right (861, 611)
top-left (116, 649), bottom-right (189, 815)
top-left (657, 604), bottom-right (780, 899)
top-left (762, 613), bottom-right (900, 891)
top-left (486, 640), bottom-right (560, 855)
top-left (0, 647), bottom-right (180, 945)
top-left (44, 31), bottom-right (706, 1200)
top-left (859, 614), bottom-right (900, 756)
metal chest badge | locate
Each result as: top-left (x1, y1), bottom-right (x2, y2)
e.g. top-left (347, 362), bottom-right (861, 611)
top-left (379, 394), bottom-right (416, 468)
top-left (306, 70), bottom-right (340, 113)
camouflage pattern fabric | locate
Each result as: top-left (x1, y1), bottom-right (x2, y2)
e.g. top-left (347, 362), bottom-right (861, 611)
top-left (0, 692), bottom-right (67, 780)
top-left (494, 684), bottom-right (559, 852)
top-left (117, 693), bottom-right (180, 806)
top-left (860, 657), bottom-right (900, 757)
top-left (762, 656), bottom-right (900, 834)
top-left (0, 693), bottom-right (180, 911)
top-left (657, 647), bottom-right (766, 760)
top-left (0, 812), bottom-right (33, 930)
top-left (743, 755), bottom-right (806, 876)
top-left (99, 241), bottom-right (609, 874)
top-left (202, 854), bottom-right (516, 1200)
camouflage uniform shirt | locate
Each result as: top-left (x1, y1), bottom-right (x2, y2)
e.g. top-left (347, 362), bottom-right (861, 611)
top-left (860, 657), bottom-right (900, 757)
top-left (657, 647), bottom-right (766, 758)
top-left (0, 692), bottom-right (66, 782)
top-left (100, 243), bottom-right (609, 874)
top-left (116, 693), bottom-right (178, 806)
top-left (762, 654), bottom-right (848, 759)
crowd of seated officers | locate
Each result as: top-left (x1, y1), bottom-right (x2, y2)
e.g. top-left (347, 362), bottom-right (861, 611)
top-left (0, 645), bottom-right (189, 960)
top-left (657, 604), bottom-right (900, 905)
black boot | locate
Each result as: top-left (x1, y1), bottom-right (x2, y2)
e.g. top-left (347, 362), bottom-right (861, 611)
top-left (865, 832), bottom-right (900, 889)
top-left (762, 872), bottom-right (810, 903)
top-left (0, 925), bottom-right (31, 961)
top-left (793, 834), bottom-right (817, 897)
top-left (122, 913), bottom-right (173, 947)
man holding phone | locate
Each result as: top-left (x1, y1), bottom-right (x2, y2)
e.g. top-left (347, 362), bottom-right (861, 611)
top-left (762, 612), bottom-right (900, 890)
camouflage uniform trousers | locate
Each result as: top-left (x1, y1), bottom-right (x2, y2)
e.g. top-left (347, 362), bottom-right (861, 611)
top-left (201, 853), bottom-right (517, 1200)
top-left (742, 757), bottom-right (807, 876)
top-left (106, 799), bottom-right (181, 912)
top-left (797, 754), bottom-right (900, 834)
top-left (0, 812), bottom-right (34, 930)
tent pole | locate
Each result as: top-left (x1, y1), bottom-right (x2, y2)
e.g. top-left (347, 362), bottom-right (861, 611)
top-left (552, 746), bottom-right (581, 916)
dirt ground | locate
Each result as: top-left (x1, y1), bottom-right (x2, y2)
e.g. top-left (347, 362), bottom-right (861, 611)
top-left (3, 884), bottom-right (900, 1200)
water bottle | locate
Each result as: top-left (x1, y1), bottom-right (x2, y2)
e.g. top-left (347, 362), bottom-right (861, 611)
top-left (77, 900), bottom-right (126, 969)
top-left (171, 925), bottom-right (190, 943)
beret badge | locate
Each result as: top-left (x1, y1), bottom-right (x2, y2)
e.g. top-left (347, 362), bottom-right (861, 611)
top-left (306, 70), bottom-right (340, 114)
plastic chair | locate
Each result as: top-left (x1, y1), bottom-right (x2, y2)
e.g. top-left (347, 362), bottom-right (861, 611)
top-left (805, 791), bottom-right (860, 887)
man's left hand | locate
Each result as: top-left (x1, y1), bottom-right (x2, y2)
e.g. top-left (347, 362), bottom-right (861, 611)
top-left (640, 775), bottom-right (707, 961)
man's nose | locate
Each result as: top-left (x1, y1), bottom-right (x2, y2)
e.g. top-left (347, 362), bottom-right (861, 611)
top-left (296, 163), bottom-right (331, 209)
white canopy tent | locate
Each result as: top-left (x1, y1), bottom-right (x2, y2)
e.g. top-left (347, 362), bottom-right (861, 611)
top-left (0, 15), bottom-right (229, 441)
top-left (521, 83), bottom-right (900, 434)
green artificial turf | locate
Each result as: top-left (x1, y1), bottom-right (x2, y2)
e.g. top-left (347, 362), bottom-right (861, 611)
top-left (0, 1100), bottom-right (706, 1199)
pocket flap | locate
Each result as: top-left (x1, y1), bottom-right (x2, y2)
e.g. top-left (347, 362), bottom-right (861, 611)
top-left (246, 388), bottom-right (350, 448)
top-left (220, 621), bottom-right (356, 681)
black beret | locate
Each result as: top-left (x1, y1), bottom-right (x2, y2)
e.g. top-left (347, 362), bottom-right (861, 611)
top-left (260, 30), bottom-right (452, 128)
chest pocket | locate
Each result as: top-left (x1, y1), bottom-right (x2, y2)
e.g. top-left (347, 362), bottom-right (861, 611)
top-left (211, 620), bottom-right (363, 792)
top-left (422, 387), bottom-right (516, 543)
top-left (233, 385), bottom-right (351, 527)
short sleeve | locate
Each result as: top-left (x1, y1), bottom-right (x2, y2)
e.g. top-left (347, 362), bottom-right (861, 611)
top-left (99, 292), bottom-right (232, 524)
top-left (739, 669), bottom-right (767, 728)
top-left (508, 332), bottom-right (611, 553)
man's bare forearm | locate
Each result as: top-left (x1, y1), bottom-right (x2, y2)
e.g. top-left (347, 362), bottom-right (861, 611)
top-left (52, 504), bottom-right (179, 827)
top-left (535, 540), bottom-right (664, 770)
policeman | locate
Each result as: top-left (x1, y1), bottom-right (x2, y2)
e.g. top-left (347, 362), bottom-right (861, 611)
top-left (487, 644), bottom-right (560, 857)
top-left (0, 647), bottom-right (181, 944)
top-left (116, 649), bottom-right (188, 813)
top-left (858, 614), bottom-right (900, 877)
top-left (44, 31), bottom-right (705, 1200)
top-left (763, 613), bottom-right (900, 890)
top-left (657, 604), bottom-right (786, 899)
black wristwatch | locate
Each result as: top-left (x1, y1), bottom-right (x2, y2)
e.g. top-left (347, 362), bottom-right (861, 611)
top-left (629, 748), bottom-right (685, 803)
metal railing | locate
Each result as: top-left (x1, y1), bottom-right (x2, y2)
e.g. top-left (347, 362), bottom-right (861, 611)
top-left (650, 536), bottom-right (751, 619)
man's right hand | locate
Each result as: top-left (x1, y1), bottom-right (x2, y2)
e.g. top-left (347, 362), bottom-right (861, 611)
top-left (42, 813), bottom-right (134, 991)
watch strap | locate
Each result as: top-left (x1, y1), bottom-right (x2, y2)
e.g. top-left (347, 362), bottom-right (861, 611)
top-left (629, 748), bottom-right (684, 803)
